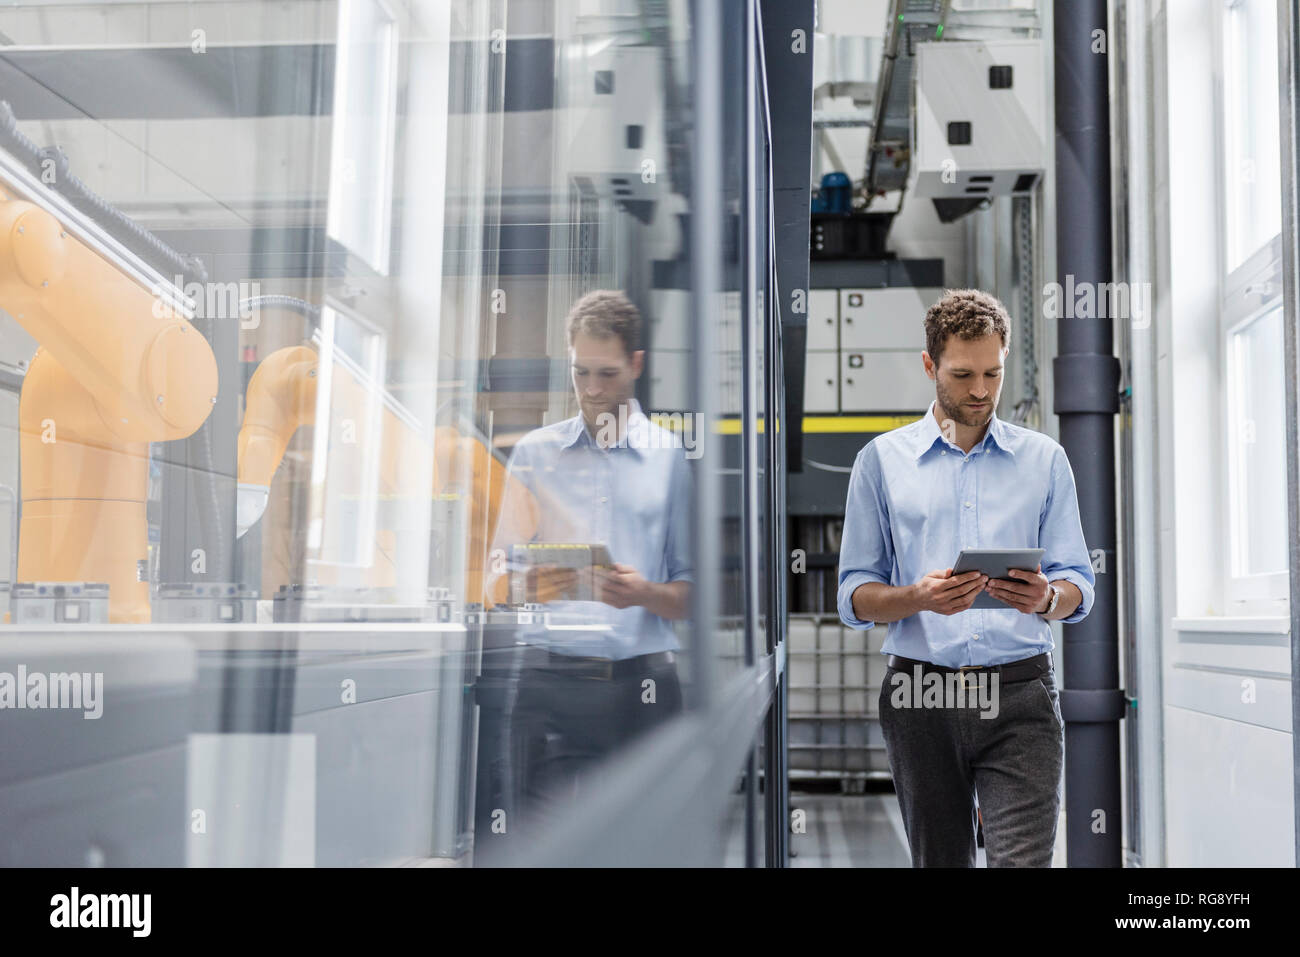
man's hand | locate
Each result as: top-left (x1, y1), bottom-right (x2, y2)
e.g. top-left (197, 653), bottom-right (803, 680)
top-left (984, 564), bottom-right (1050, 615)
top-left (915, 568), bottom-right (988, 616)
top-left (591, 562), bottom-right (646, 609)
top-left (585, 563), bottom-right (690, 620)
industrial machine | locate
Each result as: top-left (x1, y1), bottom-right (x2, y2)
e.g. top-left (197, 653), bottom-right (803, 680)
top-left (912, 39), bottom-right (1048, 200)
top-left (0, 102), bottom-right (551, 866)
top-left (0, 127), bottom-right (218, 623)
top-left (0, 113), bottom-right (533, 621)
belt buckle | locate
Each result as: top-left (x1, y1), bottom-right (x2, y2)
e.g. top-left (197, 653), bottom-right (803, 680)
top-left (958, 664), bottom-right (986, 690)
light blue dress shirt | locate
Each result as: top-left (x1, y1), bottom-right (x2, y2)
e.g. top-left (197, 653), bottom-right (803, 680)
top-left (491, 399), bottom-right (694, 660)
top-left (837, 401), bottom-right (1095, 668)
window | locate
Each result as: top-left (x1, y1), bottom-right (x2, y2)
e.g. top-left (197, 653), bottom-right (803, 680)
top-left (326, 0), bottom-right (399, 275)
top-left (1222, 0), bottom-right (1281, 271)
top-left (1218, 0), bottom-right (1287, 607)
top-left (1227, 300), bottom-right (1288, 582)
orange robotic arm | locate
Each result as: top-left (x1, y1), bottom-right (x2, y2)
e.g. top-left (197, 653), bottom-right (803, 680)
top-left (433, 424), bottom-right (540, 607)
top-left (238, 344), bottom-right (541, 606)
top-left (0, 186), bottom-right (218, 622)
top-left (0, 188), bottom-right (217, 443)
top-left (235, 344), bottom-right (318, 535)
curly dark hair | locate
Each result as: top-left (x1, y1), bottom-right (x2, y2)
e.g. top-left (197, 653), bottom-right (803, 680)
top-left (565, 289), bottom-right (642, 358)
top-left (923, 289), bottom-right (1011, 365)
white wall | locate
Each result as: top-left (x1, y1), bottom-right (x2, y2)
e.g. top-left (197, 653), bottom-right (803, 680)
top-left (1142, 0), bottom-right (1296, 866)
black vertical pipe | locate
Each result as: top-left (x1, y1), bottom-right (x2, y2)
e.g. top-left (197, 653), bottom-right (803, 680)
top-left (1053, 0), bottom-right (1124, 867)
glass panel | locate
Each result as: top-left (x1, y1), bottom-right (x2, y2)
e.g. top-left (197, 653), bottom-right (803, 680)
top-left (476, 0), bottom-right (710, 863)
top-left (0, 0), bottom-right (508, 865)
top-left (1222, 0), bottom-right (1282, 271)
top-left (0, 0), bottom-right (774, 868)
top-left (1228, 305), bottom-right (1287, 577)
top-left (714, 1), bottom-right (749, 687)
top-left (754, 29), bottom-right (771, 666)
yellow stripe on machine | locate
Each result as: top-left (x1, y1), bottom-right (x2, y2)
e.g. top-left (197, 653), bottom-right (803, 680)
top-left (705, 415), bottom-right (922, 434)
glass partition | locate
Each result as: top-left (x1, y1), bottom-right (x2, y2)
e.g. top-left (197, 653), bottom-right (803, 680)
top-left (0, 0), bottom-right (780, 867)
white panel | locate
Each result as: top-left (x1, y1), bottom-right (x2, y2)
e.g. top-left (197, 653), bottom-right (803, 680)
top-left (716, 291), bottom-right (743, 357)
top-left (649, 350), bottom-right (740, 415)
top-left (1164, 706), bottom-right (1294, 866)
top-left (649, 350), bottom-right (689, 411)
top-left (913, 39), bottom-right (1047, 198)
top-left (840, 287), bottom-right (940, 350)
top-left (561, 46), bottom-right (666, 200)
top-left (648, 289), bottom-right (690, 351)
top-left (787, 617), bottom-right (819, 653)
top-left (649, 290), bottom-right (739, 353)
top-left (804, 352), bottom-right (840, 413)
top-left (807, 289), bottom-right (840, 351)
top-left (1167, 668), bottom-right (1292, 732)
top-left (187, 733), bottom-right (317, 867)
top-left (840, 352), bottom-right (931, 413)
top-left (716, 348), bottom-right (742, 417)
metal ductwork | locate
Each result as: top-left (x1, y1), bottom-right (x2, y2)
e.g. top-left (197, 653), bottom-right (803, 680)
top-left (864, 0), bottom-right (952, 198)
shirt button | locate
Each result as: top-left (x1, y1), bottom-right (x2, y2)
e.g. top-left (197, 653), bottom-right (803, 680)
top-left (964, 501), bottom-right (973, 508)
top-left (941, 450), bottom-right (947, 456)
top-left (972, 633), bottom-right (980, 640)
top-left (600, 496), bottom-right (608, 503)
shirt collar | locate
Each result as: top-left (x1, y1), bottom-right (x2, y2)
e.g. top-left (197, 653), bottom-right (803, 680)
top-left (562, 398), bottom-right (649, 455)
top-left (913, 400), bottom-right (1016, 460)
top-left (984, 411), bottom-right (1016, 456)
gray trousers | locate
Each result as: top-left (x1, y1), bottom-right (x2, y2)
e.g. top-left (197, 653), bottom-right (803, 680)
top-left (878, 660), bottom-right (1065, 867)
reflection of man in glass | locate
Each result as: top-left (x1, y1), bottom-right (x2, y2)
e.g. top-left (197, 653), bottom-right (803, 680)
top-left (486, 290), bottom-right (692, 849)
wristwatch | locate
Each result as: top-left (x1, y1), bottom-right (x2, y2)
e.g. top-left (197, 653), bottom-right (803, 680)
top-left (1040, 584), bottom-right (1062, 617)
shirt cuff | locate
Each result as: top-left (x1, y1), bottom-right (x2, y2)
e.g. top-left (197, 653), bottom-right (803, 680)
top-left (1049, 570), bottom-right (1095, 623)
top-left (837, 571), bottom-right (886, 630)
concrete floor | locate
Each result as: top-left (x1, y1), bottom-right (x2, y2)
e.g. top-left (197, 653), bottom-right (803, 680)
top-left (726, 783), bottom-right (1069, 867)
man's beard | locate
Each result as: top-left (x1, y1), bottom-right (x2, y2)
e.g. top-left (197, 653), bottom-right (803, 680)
top-left (935, 378), bottom-right (994, 428)
top-left (581, 394), bottom-right (632, 429)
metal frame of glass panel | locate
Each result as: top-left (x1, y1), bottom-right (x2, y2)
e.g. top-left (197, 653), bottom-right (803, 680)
top-left (1275, 0), bottom-right (1300, 866)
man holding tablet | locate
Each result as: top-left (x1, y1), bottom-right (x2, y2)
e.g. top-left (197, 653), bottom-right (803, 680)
top-left (837, 288), bottom-right (1095, 867)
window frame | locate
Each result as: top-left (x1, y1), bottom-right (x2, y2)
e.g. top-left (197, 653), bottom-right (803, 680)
top-left (1214, 0), bottom-right (1289, 610)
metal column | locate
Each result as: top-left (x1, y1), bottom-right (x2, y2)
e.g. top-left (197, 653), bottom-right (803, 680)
top-left (759, 0), bottom-right (814, 867)
top-left (1275, 0), bottom-right (1300, 868)
top-left (1052, 0), bottom-right (1125, 867)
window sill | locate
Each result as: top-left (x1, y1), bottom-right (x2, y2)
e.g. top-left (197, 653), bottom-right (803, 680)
top-left (1171, 616), bottom-right (1289, 635)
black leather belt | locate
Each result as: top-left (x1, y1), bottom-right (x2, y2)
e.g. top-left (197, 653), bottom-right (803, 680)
top-left (529, 648), bottom-right (677, 681)
top-left (886, 652), bottom-right (1051, 684)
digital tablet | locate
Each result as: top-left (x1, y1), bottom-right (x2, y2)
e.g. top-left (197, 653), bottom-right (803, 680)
top-left (951, 548), bottom-right (1045, 610)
